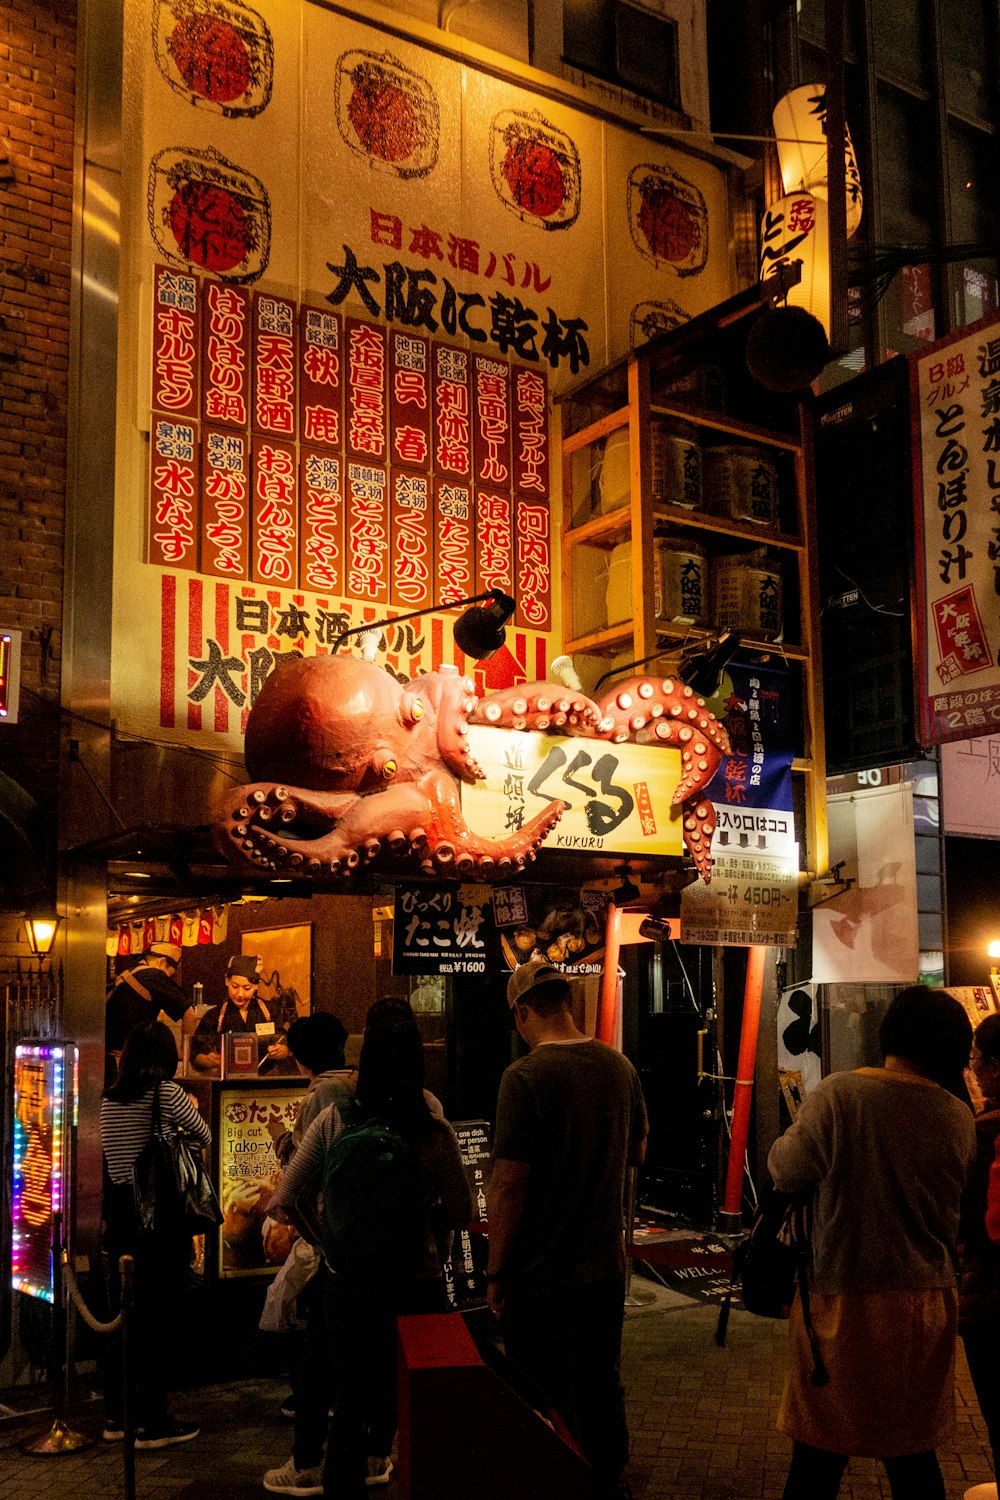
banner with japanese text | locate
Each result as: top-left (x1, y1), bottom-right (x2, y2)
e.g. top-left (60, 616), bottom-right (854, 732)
top-left (114, 0), bottom-right (736, 751)
top-left (912, 318), bottom-right (1000, 744)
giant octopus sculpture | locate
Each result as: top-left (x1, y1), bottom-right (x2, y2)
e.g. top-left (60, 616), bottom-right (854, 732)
top-left (212, 656), bottom-right (731, 883)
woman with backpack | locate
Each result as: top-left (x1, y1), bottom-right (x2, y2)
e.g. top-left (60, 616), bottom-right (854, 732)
top-left (768, 986), bottom-right (976, 1500)
top-left (268, 999), bottom-right (472, 1500)
top-left (100, 1019), bottom-right (211, 1449)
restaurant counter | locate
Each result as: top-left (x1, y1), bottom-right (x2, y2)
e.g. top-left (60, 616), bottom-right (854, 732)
top-left (185, 1074), bottom-right (307, 1281)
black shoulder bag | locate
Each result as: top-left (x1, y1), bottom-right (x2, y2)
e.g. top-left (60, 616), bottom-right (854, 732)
top-left (132, 1082), bottom-right (223, 1237)
top-left (715, 1184), bottom-right (829, 1387)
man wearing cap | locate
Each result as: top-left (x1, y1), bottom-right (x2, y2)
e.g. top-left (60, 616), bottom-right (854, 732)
top-left (190, 954), bottom-right (291, 1074)
top-left (487, 960), bottom-right (648, 1500)
top-left (104, 942), bottom-right (195, 1082)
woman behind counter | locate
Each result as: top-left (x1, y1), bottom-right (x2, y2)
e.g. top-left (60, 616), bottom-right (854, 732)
top-left (101, 1019), bottom-right (211, 1448)
top-left (190, 953), bottom-right (292, 1074)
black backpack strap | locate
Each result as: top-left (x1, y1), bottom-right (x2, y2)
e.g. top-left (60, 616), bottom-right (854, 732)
top-left (792, 1200), bottom-right (829, 1387)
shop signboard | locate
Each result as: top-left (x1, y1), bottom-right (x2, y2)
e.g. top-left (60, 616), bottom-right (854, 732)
top-left (113, 0), bottom-right (736, 751)
top-left (912, 317), bottom-right (1000, 744)
top-left (392, 883), bottom-right (501, 977)
top-left (11, 1042), bottom-right (78, 1302)
top-left (463, 726), bottom-right (683, 857)
top-left (216, 1082), bottom-right (304, 1278)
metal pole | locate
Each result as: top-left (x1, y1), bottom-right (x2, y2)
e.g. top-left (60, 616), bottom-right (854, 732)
top-left (121, 1254), bottom-right (137, 1500)
top-left (718, 945), bottom-right (768, 1231)
top-left (19, 1212), bottom-right (92, 1454)
top-left (597, 903), bottom-right (623, 1045)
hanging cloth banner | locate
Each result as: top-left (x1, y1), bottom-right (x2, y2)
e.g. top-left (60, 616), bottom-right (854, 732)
top-left (704, 662), bottom-right (796, 856)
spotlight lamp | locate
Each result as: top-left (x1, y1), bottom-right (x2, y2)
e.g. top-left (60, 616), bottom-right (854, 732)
top-left (638, 916), bottom-right (673, 943)
top-left (333, 589), bottom-right (516, 663)
top-left (679, 631), bottom-right (741, 700)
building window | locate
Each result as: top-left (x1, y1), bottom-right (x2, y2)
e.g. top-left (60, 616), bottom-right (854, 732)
top-left (563, 0), bottom-right (681, 109)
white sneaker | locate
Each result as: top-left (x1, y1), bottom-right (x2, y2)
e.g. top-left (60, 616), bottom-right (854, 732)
top-left (263, 1458), bottom-right (324, 1495)
top-left (366, 1455), bottom-right (394, 1486)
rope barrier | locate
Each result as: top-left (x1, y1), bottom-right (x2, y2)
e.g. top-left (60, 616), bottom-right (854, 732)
top-left (61, 1253), bottom-right (123, 1337)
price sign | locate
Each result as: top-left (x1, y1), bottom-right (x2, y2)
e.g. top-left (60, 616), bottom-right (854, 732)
top-left (681, 847), bottom-right (799, 948)
top-left (392, 884), bottom-right (501, 976)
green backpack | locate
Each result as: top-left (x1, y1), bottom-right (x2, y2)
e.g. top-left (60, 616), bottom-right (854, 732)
top-left (320, 1118), bottom-right (425, 1278)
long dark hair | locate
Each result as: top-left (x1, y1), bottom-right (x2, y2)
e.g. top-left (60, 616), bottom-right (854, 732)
top-left (355, 1000), bottom-right (433, 1139)
top-left (104, 1020), bottom-right (179, 1103)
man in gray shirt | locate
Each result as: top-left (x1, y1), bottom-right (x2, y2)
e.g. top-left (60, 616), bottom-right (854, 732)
top-left (487, 960), bottom-right (648, 1499)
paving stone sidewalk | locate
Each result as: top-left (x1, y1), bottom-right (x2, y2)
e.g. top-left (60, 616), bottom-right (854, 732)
top-left (0, 1282), bottom-right (994, 1499)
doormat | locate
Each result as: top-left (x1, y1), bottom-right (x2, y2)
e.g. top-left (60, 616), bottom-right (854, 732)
top-left (628, 1227), bottom-right (735, 1304)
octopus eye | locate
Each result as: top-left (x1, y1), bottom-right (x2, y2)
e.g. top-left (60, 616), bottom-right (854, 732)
top-left (382, 760), bottom-right (397, 780)
top-left (409, 700), bottom-right (424, 720)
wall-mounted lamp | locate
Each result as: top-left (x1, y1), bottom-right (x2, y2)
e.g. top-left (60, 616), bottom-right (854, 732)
top-left (24, 911), bottom-right (60, 963)
top-left (332, 589), bottom-right (516, 662)
top-left (638, 916), bottom-right (672, 943)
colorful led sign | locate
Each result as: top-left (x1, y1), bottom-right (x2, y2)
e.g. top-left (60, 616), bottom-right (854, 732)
top-left (11, 1041), bottom-right (78, 1302)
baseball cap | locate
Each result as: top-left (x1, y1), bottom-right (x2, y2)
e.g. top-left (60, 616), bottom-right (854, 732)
top-left (507, 960), bottom-right (567, 1009)
top-left (227, 954), bottom-right (263, 982)
top-left (149, 942), bottom-right (182, 965)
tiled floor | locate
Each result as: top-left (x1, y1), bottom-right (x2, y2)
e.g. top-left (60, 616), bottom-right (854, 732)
top-left (0, 1278), bottom-right (994, 1499)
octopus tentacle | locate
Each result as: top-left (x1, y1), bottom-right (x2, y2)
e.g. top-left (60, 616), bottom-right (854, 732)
top-left (591, 676), bottom-right (732, 883)
top-left (471, 682), bottom-right (604, 735)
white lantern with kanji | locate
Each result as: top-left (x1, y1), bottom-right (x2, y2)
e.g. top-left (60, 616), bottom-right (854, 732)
top-left (772, 84), bottom-right (862, 239)
top-left (759, 192), bottom-right (830, 336)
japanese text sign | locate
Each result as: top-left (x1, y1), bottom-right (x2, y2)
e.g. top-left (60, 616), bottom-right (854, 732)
top-left (681, 845), bottom-right (799, 947)
top-left (392, 883), bottom-right (500, 975)
top-left (912, 319), bottom-right (1000, 743)
top-left (463, 726), bottom-right (683, 856)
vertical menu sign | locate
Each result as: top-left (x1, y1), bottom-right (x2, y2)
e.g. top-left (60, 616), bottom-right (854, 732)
top-left (389, 331), bottom-right (433, 609)
top-left (149, 264), bottom-right (201, 570)
top-left (513, 367), bottom-right (552, 630)
top-left (446, 1120), bottom-right (491, 1310)
top-left (345, 319), bottom-right (389, 604)
top-left (201, 280), bottom-right (251, 579)
top-left (251, 292), bottom-right (299, 587)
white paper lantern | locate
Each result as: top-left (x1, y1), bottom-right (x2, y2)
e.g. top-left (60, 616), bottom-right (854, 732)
top-left (759, 192), bottom-right (830, 336)
top-left (772, 83), bottom-right (862, 239)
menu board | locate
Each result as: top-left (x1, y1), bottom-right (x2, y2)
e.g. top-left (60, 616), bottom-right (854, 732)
top-left (216, 1080), bottom-right (304, 1278)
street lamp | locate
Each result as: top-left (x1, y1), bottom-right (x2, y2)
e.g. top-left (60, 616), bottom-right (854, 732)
top-left (23, 911), bottom-right (61, 965)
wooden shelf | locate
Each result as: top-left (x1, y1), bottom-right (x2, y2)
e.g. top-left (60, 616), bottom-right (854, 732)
top-left (561, 347), bottom-right (828, 876)
top-left (566, 621), bottom-right (808, 661)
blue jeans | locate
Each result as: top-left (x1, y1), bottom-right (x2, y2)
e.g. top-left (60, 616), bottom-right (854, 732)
top-left (501, 1271), bottom-right (629, 1492)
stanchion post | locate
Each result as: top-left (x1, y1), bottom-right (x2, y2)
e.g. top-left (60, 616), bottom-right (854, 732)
top-left (121, 1254), bottom-right (137, 1500)
top-left (19, 1212), bottom-right (93, 1454)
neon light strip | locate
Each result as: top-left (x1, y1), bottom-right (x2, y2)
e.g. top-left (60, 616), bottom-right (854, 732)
top-left (11, 1043), bottom-right (73, 1303)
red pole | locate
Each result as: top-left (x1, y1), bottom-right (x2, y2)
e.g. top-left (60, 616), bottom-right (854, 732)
top-left (597, 902), bottom-right (623, 1046)
top-left (721, 944), bottom-right (767, 1225)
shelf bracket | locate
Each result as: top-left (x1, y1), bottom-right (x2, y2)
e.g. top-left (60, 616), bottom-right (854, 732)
top-left (805, 860), bottom-right (855, 909)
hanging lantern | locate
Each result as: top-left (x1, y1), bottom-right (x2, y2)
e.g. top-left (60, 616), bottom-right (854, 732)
top-left (772, 84), bottom-right (862, 239)
top-left (759, 192), bottom-right (830, 337)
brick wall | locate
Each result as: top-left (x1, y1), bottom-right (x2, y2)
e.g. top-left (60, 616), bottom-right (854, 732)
top-left (0, 0), bottom-right (75, 845)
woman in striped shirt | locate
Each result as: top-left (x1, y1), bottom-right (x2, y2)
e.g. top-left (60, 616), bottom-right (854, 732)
top-left (101, 1019), bottom-right (211, 1449)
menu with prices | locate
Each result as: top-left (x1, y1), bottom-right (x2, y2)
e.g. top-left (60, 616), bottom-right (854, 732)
top-left (216, 1082), bottom-right (304, 1278)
